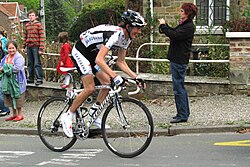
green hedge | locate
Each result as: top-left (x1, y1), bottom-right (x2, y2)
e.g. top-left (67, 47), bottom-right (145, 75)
top-left (69, 0), bottom-right (125, 41)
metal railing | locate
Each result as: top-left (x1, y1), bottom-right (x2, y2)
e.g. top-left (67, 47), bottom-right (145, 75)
top-left (40, 42), bottom-right (230, 75)
top-left (135, 43), bottom-right (230, 74)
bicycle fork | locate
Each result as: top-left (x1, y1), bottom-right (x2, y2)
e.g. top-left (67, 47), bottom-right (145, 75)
top-left (113, 94), bottom-right (130, 129)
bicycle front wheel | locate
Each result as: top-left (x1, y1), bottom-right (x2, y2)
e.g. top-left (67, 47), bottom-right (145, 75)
top-left (37, 96), bottom-right (77, 152)
top-left (102, 97), bottom-right (154, 158)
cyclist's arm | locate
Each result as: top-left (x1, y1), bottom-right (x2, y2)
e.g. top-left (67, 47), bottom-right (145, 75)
top-left (116, 48), bottom-right (137, 79)
top-left (95, 45), bottom-right (117, 78)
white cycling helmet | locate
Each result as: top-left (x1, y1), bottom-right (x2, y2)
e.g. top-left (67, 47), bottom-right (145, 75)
top-left (121, 9), bottom-right (147, 27)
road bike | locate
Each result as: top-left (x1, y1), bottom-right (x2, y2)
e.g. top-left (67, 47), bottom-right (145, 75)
top-left (37, 62), bottom-right (154, 158)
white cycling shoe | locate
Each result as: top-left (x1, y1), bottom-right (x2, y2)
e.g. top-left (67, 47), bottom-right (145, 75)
top-left (61, 112), bottom-right (74, 138)
top-left (93, 117), bottom-right (110, 129)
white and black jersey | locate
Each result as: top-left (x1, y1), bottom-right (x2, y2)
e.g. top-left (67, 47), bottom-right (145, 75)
top-left (72, 24), bottom-right (131, 76)
top-left (81, 24), bottom-right (130, 49)
top-left (76, 24), bottom-right (130, 57)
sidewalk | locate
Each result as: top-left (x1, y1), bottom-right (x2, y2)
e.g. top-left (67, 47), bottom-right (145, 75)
top-left (0, 94), bottom-right (250, 136)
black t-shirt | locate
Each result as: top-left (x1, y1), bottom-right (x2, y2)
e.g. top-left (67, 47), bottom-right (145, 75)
top-left (159, 19), bottom-right (195, 64)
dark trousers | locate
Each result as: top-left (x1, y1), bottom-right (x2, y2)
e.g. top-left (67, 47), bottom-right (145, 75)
top-left (27, 47), bottom-right (43, 82)
top-left (170, 62), bottom-right (190, 120)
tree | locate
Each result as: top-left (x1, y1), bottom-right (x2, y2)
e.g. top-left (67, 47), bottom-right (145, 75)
top-left (69, 0), bottom-right (124, 41)
top-left (8, 0), bottom-right (39, 11)
top-left (45, 0), bottom-right (69, 41)
top-left (62, 0), bottom-right (77, 29)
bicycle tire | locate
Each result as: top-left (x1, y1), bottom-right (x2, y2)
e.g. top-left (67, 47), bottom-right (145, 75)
top-left (37, 96), bottom-right (77, 152)
top-left (102, 97), bottom-right (154, 158)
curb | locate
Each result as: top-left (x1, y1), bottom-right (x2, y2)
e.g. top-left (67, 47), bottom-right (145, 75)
top-left (1, 125), bottom-right (250, 136)
top-left (154, 125), bottom-right (250, 136)
top-left (0, 128), bottom-right (38, 135)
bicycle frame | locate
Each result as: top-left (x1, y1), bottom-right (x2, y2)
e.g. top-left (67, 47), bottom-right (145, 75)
top-left (65, 79), bottom-right (139, 137)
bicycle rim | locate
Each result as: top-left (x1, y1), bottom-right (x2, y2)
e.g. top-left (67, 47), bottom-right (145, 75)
top-left (37, 96), bottom-right (77, 152)
top-left (102, 97), bottom-right (154, 158)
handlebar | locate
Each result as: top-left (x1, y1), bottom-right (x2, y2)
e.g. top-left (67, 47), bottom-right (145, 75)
top-left (66, 78), bottom-right (141, 98)
top-left (109, 78), bottom-right (140, 95)
top-left (126, 78), bottom-right (141, 95)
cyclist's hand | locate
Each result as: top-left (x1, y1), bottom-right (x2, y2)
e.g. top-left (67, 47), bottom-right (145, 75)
top-left (135, 78), bottom-right (146, 89)
top-left (113, 75), bottom-right (125, 86)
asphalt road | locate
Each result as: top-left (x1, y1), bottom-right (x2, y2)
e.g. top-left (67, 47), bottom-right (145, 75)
top-left (0, 132), bottom-right (250, 167)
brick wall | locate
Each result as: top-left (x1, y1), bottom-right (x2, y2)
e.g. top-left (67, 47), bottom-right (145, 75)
top-left (230, 39), bottom-right (250, 56)
top-left (228, 35), bottom-right (250, 85)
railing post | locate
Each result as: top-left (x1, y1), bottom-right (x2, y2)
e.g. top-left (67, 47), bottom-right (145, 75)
top-left (226, 32), bottom-right (250, 86)
top-left (135, 43), bottom-right (169, 74)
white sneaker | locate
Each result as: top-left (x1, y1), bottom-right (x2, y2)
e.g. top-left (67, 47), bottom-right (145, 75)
top-left (61, 112), bottom-right (73, 138)
top-left (93, 117), bottom-right (110, 129)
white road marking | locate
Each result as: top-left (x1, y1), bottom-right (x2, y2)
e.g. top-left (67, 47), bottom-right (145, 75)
top-left (37, 159), bottom-right (79, 166)
top-left (0, 151), bottom-right (34, 163)
top-left (36, 149), bottom-right (103, 166)
top-left (0, 151), bottom-right (34, 156)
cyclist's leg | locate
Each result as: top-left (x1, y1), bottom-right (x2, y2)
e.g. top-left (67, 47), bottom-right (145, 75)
top-left (69, 46), bottom-right (96, 111)
top-left (95, 71), bottom-right (110, 103)
top-left (71, 75), bottom-right (95, 111)
top-left (89, 68), bottom-right (110, 129)
top-left (61, 46), bottom-right (95, 137)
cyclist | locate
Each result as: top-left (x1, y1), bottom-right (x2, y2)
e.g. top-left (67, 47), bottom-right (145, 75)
top-left (61, 9), bottom-right (147, 137)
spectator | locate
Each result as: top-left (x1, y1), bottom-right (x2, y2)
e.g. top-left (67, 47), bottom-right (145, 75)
top-left (0, 40), bottom-right (10, 117)
top-left (158, 3), bottom-right (197, 123)
top-left (22, 9), bottom-right (45, 86)
top-left (0, 31), bottom-right (8, 53)
top-left (0, 41), bottom-right (27, 121)
top-left (56, 32), bottom-right (74, 89)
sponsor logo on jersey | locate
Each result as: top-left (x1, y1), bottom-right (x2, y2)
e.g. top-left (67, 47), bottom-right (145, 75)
top-left (82, 34), bottom-right (103, 47)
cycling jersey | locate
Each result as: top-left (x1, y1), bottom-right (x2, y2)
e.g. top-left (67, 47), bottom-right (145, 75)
top-left (72, 24), bottom-right (131, 77)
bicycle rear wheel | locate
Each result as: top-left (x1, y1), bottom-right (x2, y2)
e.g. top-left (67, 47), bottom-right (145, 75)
top-left (37, 96), bottom-right (77, 152)
top-left (102, 97), bottom-right (154, 158)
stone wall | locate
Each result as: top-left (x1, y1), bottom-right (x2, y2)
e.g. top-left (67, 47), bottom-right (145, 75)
top-left (153, 0), bottom-right (192, 24)
top-left (25, 74), bottom-right (249, 101)
top-left (127, 0), bottom-right (193, 24)
top-left (138, 73), bottom-right (249, 99)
